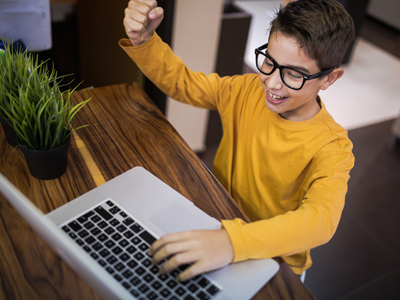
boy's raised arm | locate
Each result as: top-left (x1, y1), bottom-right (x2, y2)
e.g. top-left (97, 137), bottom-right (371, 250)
top-left (123, 0), bottom-right (164, 47)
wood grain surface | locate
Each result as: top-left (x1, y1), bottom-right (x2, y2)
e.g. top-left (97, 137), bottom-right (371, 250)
top-left (0, 82), bottom-right (316, 300)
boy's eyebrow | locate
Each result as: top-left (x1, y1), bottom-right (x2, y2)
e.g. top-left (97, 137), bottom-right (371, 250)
top-left (266, 50), bottom-right (311, 74)
top-left (285, 64), bottom-right (311, 74)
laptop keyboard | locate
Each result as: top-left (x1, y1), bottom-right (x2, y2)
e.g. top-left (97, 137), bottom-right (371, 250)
top-left (60, 199), bottom-right (222, 300)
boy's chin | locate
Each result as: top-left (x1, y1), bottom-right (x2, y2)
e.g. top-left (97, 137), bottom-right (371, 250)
top-left (264, 98), bottom-right (287, 115)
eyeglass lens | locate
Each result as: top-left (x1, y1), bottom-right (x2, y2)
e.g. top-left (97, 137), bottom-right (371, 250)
top-left (256, 53), bottom-right (304, 89)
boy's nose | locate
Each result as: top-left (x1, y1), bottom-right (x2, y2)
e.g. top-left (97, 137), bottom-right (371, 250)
top-left (265, 68), bottom-right (284, 90)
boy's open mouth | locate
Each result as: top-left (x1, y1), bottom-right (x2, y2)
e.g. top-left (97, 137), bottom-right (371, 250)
top-left (267, 91), bottom-right (288, 104)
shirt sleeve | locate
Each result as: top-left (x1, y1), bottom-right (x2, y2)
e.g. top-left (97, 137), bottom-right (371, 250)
top-left (221, 148), bottom-right (354, 264)
top-left (119, 33), bottom-right (231, 112)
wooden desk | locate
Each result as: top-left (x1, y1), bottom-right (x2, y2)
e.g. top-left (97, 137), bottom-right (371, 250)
top-left (0, 83), bottom-right (316, 300)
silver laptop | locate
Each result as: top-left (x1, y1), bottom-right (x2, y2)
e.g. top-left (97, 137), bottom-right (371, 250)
top-left (0, 166), bottom-right (279, 300)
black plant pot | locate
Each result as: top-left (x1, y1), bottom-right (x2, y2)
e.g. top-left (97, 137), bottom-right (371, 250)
top-left (0, 117), bottom-right (19, 147)
top-left (20, 138), bottom-right (71, 180)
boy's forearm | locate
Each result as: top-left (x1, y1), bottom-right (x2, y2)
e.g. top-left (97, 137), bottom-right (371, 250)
top-left (221, 169), bottom-right (350, 273)
top-left (119, 33), bottom-right (220, 110)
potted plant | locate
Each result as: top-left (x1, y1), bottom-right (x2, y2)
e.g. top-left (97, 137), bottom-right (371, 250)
top-left (0, 41), bottom-right (31, 146)
top-left (0, 40), bottom-right (90, 180)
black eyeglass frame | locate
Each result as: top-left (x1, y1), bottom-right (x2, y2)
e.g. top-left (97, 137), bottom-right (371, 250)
top-left (255, 43), bottom-right (336, 90)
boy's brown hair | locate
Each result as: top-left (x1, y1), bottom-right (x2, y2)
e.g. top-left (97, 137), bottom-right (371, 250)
top-left (270, 0), bottom-right (355, 70)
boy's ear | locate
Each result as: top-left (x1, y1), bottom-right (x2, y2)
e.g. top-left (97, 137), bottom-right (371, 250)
top-left (320, 67), bottom-right (344, 90)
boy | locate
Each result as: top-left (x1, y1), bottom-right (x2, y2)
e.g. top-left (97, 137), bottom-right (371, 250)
top-left (120, 0), bottom-right (355, 282)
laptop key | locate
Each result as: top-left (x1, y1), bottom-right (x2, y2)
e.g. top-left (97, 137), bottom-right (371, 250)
top-left (197, 291), bottom-right (211, 300)
top-left (170, 269), bottom-right (181, 278)
top-left (134, 252), bottom-right (145, 261)
top-left (130, 288), bottom-right (140, 297)
top-left (68, 221), bottom-right (82, 232)
top-left (151, 281), bottom-right (162, 290)
top-left (107, 255), bottom-right (118, 265)
top-left (160, 288), bottom-right (171, 298)
top-left (112, 246), bottom-right (123, 255)
top-left (149, 266), bottom-right (159, 274)
top-left (90, 215), bottom-right (101, 223)
top-left (135, 266), bottom-right (146, 275)
top-left (109, 219), bottom-right (120, 227)
top-left (166, 279), bottom-right (178, 289)
top-left (139, 230), bottom-right (156, 245)
top-left (138, 283), bottom-right (150, 294)
top-left (114, 274), bottom-right (123, 282)
top-left (62, 225), bottom-right (70, 233)
top-left (119, 253), bottom-right (130, 262)
top-left (109, 207), bottom-right (121, 214)
top-left (131, 236), bottom-right (141, 245)
top-left (105, 227), bottom-right (115, 235)
top-left (130, 223), bottom-right (143, 233)
top-left (92, 242), bottom-right (103, 251)
top-left (158, 274), bottom-right (169, 282)
top-left (85, 236), bottom-right (96, 245)
top-left (119, 239), bottom-right (129, 248)
top-left (127, 259), bottom-right (138, 269)
top-left (123, 231), bottom-right (134, 239)
top-left (105, 240), bottom-right (116, 248)
top-left (78, 210), bottom-right (95, 223)
top-left (94, 206), bottom-right (113, 221)
top-left (122, 269), bottom-right (134, 279)
top-left (90, 227), bottom-right (101, 236)
top-left (98, 259), bottom-right (106, 267)
top-left (126, 245), bottom-right (137, 254)
top-left (207, 285), bottom-right (220, 296)
top-left (115, 262), bottom-right (125, 271)
top-left (175, 286), bottom-right (186, 296)
top-left (142, 258), bottom-right (152, 268)
top-left (123, 217), bottom-right (134, 226)
top-left (97, 234), bottom-right (108, 242)
top-left (99, 249), bottom-right (110, 258)
top-left (122, 281), bottom-right (131, 290)
top-left (147, 281), bottom-right (160, 292)
top-left (143, 273), bottom-right (154, 283)
top-left (78, 230), bottom-right (89, 238)
top-left (116, 224), bottom-right (127, 232)
top-left (198, 277), bottom-right (210, 288)
top-left (90, 252), bottom-right (99, 260)
top-left (84, 222), bottom-right (95, 230)
top-left (130, 276), bottom-right (142, 286)
top-left (188, 283), bottom-right (199, 293)
top-left (111, 233), bottom-right (122, 241)
top-left (97, 221), bottom-right (108, 229)
top-left (138, 243), bottom-right (149, 251)
top-left (146, 291), bottom-right (158, 300)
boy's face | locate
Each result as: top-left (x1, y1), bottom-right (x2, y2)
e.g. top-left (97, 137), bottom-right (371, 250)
top-left (259, 32), bottom-right (337, 121)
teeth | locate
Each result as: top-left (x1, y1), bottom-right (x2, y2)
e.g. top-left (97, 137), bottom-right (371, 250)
top-left (269, 92), bottom-right (283, 100)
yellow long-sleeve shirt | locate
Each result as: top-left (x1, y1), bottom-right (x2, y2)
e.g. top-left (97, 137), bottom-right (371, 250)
top-left (119, 33), bottom-right (355, 274)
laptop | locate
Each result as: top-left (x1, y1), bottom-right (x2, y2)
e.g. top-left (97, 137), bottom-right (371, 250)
top-left (0, 166), bottom-right (279, 300)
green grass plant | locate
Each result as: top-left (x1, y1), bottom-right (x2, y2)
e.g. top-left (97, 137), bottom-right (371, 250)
top-left (0, 40), bottom-right (31, 118)
top-left (0, 39), bottom-right (90, 150)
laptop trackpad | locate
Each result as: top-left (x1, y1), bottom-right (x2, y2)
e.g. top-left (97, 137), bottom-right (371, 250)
top-left (149, 201), bottom-right (220, 235)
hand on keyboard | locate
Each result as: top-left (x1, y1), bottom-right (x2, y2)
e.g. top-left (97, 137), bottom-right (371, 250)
top-left (148, 229), bottom-right (234, 282)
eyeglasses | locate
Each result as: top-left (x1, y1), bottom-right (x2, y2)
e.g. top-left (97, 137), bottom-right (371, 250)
top-left (255, 43), bottom-right (336, 90)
